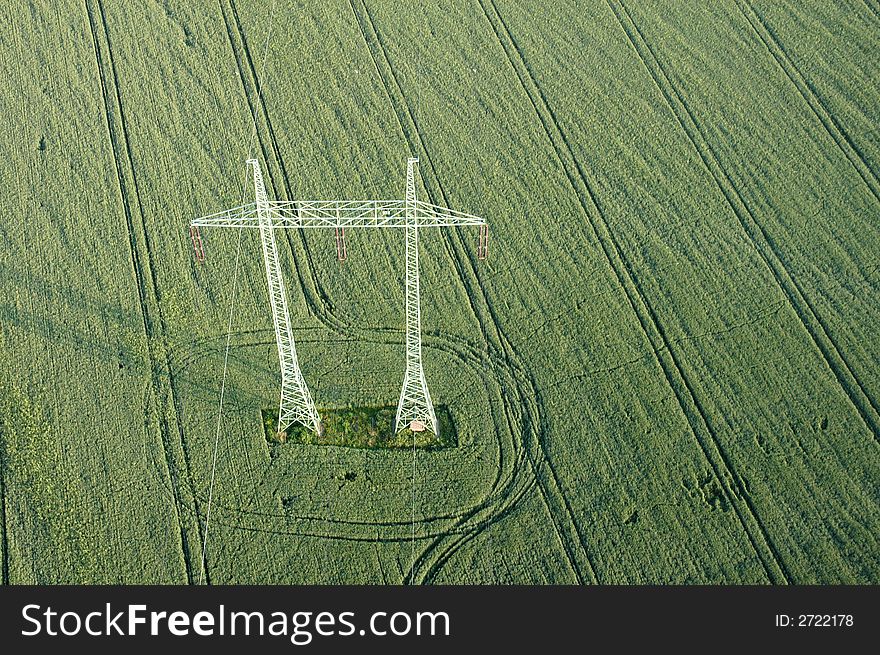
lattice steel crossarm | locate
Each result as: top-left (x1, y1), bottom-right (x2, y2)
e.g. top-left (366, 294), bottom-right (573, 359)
top-left (192, 199), bottom-right (485, 229)
top-left (250, 159), bottom-right (321, 436)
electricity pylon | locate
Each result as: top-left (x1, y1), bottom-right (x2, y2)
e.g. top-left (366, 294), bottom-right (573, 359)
top-left (395, 158), bottom-right (436, 434)
top-left (251, 160), bottom-right (321, 435)
top-left (191, 158), bottom-right (487, 436)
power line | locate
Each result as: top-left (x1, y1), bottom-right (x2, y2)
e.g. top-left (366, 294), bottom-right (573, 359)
top-left (198, 0), bottom-right (279, 585)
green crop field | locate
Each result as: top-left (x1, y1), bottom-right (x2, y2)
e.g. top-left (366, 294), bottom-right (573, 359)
top-left (0, 0), bottom-right (877, 584)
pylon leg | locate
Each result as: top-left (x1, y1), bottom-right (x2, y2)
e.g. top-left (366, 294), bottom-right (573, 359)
top-left (395, 158), bottom-right (438, 435)
top-left (248, 159), bottom-right (320, 435)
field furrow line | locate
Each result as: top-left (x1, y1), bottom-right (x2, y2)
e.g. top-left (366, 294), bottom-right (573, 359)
top-left (610, 0), bottom-right (880, 441)
top-left (417, 532), bottom-right (474, 584)
top-left (83, 0), bottom-right (204, 584)
top-left (351, 0), bottom-right (597, 584)
top-left (346, 0), bottom-right (497, 353)
top-left (420, 378), bottom-right (584, 583)
top-left (216, 0), bottom-right (281, 205)
top-left (859, 0), bottom-right (880, 23)
top-left (215, 0), bottom-right (310, 301)
top-left (481, 0), bottom-right (791, 583)
top-left (735, 0), bottom-right (880, 204)
top-left (414, 423), bottom-right (579, 583)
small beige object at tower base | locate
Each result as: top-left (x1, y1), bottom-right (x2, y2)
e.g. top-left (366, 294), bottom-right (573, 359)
top-left (410, 420), bottom-right (426, 432)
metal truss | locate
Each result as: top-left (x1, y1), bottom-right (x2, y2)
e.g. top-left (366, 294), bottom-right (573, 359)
top-left (250, 159), bottom-right (321, 435)
top-left (191, 199), bottom-right (485, 229)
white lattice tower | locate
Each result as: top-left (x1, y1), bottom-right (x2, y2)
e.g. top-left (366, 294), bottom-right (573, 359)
top-left (249, 159), bottom-right (321, 435)
top-left (394, 158), bottom-right (438, 434)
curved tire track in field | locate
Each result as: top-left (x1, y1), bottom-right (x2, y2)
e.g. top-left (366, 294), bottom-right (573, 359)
top-left (182, 325), bottom-right (533, 530)
top-left (608, 0), bottom-right (880, 441)
top-left (734, 0), bottom-right (880, 204)
top-left (349, 0), bottom-right (598, 584)
top-left (83, 0), bottom-right (204, 584)
top-left (478, 0), bottom-right (792, 583)
top-left (176, 325), bottom-right (532, 526)
top-left (164, 328), bottom-right (540, 545)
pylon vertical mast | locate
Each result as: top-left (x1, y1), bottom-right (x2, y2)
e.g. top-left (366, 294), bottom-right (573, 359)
top-left (395, 158), bottom-right (438, 434)
top-left (248, 158), bottom-right (321, 435)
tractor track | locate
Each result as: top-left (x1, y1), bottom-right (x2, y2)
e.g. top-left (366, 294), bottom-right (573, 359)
top-left (216, 0), bottom-right (332, 535)
top-left (350, 0), bottom-right (597, 584)
top-left (609, 0), bottom-right (880, 442)
top-left (734, 0), bottom-right (880, 204)
top-left (412, 371), bottom-right (567, 583)
top-left (478, 0), bottom-right (791, 583)
top-left (84, 0), bottom-right (205, 584)
top-left (220, 0), bottom-right (330, 314)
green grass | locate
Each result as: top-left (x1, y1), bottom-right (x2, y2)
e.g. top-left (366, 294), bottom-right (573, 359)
top-left (262, 405), bottom-right (457, 450)
top-left (0, 0), bottom-right (877, 584)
